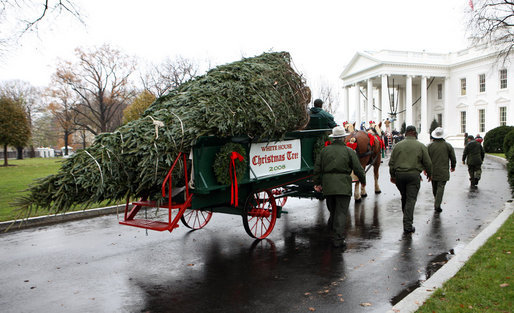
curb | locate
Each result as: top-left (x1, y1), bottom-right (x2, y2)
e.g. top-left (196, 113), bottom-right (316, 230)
top-left (387, 200), bottom-right (514, 313)
top-left (485, 153), bottom-right (507, 168)
top-left (0, 205), bottom-right (124, 233)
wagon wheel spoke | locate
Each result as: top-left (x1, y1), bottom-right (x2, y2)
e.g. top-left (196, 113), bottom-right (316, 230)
top-left (242, 189), bottom-right (277, 239)
top-left (181, 208), bottom-right (213, 230)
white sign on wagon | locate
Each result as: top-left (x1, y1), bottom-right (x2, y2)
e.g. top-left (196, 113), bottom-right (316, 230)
top-left (249, 139), bottom-right (301, 178)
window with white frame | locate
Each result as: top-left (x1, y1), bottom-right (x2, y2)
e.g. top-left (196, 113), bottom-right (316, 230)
top-left (460, 78), bottom-right (466, 95)
top-left (437, 84), bottom-right (442, 99)
top-left (437, 113), bottom-right (442, 127)
top-left (478, 109), bottom-right (485, 132)
top-left (500, 69), bottom-right (507, 89)
top-left (479, 74), bottom-right (486, 92)
top-left (460, 111), bottom-right (466, 133)
top-left (500, 107), bottom-right (507, 126)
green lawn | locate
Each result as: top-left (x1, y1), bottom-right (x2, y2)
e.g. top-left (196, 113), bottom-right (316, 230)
top-left (0, 158), bottom-right (123, 222)
top-left (488, 153), bottom-right (506, 158)
top-left (416, 213), bottom-right (513, 312)
top-left (0, 158), bottom-right (63, 221)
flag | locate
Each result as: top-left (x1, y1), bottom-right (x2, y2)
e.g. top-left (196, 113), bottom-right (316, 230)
top-left (469, 0), bottom-right (474, 10)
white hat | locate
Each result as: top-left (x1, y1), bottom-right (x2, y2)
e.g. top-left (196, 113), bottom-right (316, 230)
top-left (329, 126), bottom-right (348, 138)
top-left (431, 127), bottom-right (445, 139)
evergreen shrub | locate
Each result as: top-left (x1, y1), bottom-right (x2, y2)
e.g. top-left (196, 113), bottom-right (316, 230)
top-left (483, 125), bottom-right (514, 153)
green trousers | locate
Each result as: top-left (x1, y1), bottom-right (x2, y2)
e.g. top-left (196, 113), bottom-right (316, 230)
top-left (467, 164), bottom-right (482, 185)
top-left (395, 172), bottom-right (420, 231)
top-left (325, 195), bottom-right (351, 244)
top-left (431, 180), bottom-right (447, 209)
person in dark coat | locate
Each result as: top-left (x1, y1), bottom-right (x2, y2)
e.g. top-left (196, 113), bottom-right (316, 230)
top-left (389, 125), bottom-right (432, 234)
top-left (462, 135), bottom-right (485, 188)
top-left (308, 99), bottom-right (337, 129)
top-left (427, 127), bottom-right (456, 213)
top-left (313, 126), bottom-right (366, 249)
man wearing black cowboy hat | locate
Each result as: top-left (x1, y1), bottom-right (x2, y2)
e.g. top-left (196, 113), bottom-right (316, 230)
top-left (313, 126), bottom-right (366, 249)
top-left (427, 127), bottom-right (456, 212)
top-left (389, 125), bottom-right (432, 234)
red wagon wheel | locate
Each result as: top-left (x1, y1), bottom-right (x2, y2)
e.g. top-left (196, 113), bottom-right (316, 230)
top-left (272, 188), bottom-right (288, 207)
top-left (181, 209), bottom-right (213, 230)
top-left (242, 190), bottom-right (277, 239)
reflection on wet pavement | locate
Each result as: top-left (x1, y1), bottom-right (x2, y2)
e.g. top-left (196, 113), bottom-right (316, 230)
top-left (0, 150), bottom-right (511, 313)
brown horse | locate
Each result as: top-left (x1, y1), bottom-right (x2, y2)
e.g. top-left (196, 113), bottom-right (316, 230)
top-left (343, 122), bottom-right (382, 201)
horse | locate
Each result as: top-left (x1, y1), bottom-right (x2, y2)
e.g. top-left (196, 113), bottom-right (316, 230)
top-left (343, 121), bottom-right (383, 201)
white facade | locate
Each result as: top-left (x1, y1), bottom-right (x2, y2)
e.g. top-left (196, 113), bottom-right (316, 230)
top-left (339, 45), bottom-right (514, 147)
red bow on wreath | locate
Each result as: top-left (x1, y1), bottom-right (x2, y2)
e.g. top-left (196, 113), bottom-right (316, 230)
top-left (229, 151), bottom-right (244, 206)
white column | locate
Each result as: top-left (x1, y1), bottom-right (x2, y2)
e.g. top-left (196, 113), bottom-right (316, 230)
top-left (378, 88), bottom-right (382, 124)
top-left (354, 84), bottom-right (361, 124)
top-left (343, 86), bottom-right (350, 123)
top-left (381, 75), bottom-right (389, 125)
top-left (397, 87), bottom-right (404, 130)
top-left (367, 79), bottom-right (373, 124)
top-left (444, 77), bottom-right (450, 132)
top-left (406, 75), bottom-right (413, 126)
top-left (419, 76), bottom-right (429, 142)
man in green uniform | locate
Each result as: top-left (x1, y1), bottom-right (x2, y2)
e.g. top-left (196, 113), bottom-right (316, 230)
top-left (313, 126), bottom-right (366, 249)
top-left (462, 135), bottom-right (485, 188)
top-left (427, 127), bottom-right (456, 213)
top-left (308, 99), bottom-right (338, 129)
top-left (389, 125), bottom-right (432, 234)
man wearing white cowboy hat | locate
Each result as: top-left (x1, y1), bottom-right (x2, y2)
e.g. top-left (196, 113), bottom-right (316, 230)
top-left (427, 127), bottom-right (456, 213)
top-left (313, 126), bottom-right (366, 249)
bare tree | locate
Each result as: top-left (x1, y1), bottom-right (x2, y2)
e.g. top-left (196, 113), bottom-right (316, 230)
top-left (140, 56), bottom-right (199, 98)
top-left (318, 82), bottom-right (340, 114)
top-left (0, 80), bottom-right (41, 157)
top-left (55, 44), bottom-right (137, 135)
top-left (46, 76), bottom-right (80, 155)
top-left (0, 1), bottom-right (83, 55)
top-left (467, 0), bottom-right (514, 62)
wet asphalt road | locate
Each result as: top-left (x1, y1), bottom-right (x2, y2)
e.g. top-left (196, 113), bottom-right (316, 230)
top-left (0, 149), bottom-right (511, 313)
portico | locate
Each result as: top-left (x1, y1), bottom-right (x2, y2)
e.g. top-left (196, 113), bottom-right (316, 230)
top-left (340, 50), bottom-right (453, 143)
top-left (339, 46), bottom-right (514, 147)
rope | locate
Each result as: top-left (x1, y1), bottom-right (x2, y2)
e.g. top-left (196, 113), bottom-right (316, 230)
top-left (148, 116), bottom-right (165, 140)
top-left (170, 111), bottom-right (185, 148)
top-left (84, 150), bottom-right (104, 186)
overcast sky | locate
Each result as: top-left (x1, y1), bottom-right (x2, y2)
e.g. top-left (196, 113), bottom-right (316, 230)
top-left (0, 0), bottom-right (470, 100)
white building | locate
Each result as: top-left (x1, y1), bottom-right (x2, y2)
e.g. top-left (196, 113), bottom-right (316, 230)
top-left (339, 45), bottom-right (513, 147)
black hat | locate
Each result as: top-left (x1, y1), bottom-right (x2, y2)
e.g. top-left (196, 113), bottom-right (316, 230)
top-left (314, 99), bottom-right (323, 107)
top-left (405, 125), bottom-right (417, 133)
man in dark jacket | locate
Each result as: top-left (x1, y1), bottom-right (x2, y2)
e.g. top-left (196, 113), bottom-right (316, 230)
top-left (308, 99), bottom-right (337, 129)
top-left (313, 126), bottom-right (366, 249)
top-left (389, 125), bottom-right (432, 234)
top-left (427, 127), bottom-right (456, 213)
top-left (462, 135), bottom-right (485, 188)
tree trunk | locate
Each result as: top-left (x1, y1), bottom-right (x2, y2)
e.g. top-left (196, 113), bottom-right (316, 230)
top-left (81, 130), bottom-right (86, 149)
top-left (29, 145), bottom-right (36, 158)
top-left (16, 146), bottom-right (23, 160)
top-left (3, 144), bottom-right (8, 166)
top-left (64, 131), bottom-right (69, 156)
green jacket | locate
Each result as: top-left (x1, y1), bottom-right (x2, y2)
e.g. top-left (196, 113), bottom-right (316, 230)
top-left (309, 107), bottom-right (337, 128)
top-left (463, 140), bottom-right (485, 166)
top-left (427, 139), bottom-right (456, 181)
top-left (313, 141), bottom-right (366, 196)
top-left (389, 136), bottom-right (432, 178)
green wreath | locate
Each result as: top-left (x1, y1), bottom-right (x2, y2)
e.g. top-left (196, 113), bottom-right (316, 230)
top-left (313, 134), bottom-right (330, 163)
top-left (213, 142), bottom-right (248, 185)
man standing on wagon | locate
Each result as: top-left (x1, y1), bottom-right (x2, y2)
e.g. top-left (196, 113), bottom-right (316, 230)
top-left (309, 99), bottom-right (338, 129)
top-left (313, 126), bottom-right (366, 250)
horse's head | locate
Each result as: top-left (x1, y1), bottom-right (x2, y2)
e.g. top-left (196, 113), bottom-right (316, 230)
top-left (343, 121), bottom-right (355, 133)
